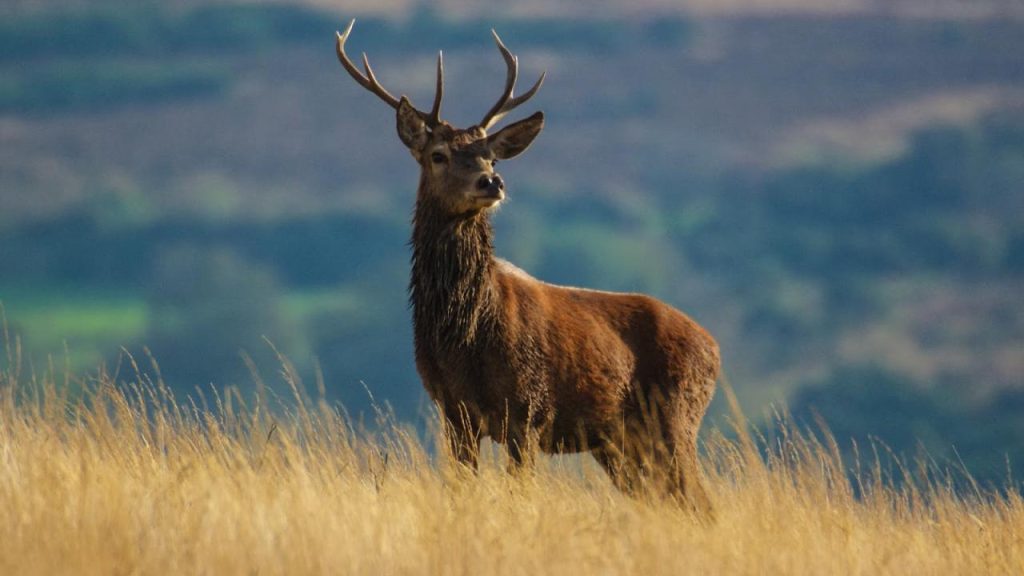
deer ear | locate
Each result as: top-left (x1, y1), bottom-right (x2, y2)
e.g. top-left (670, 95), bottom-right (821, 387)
top-left (396, 97), bottom-right (429, 155)
top-left (488, 112), bottom-right (544, 159)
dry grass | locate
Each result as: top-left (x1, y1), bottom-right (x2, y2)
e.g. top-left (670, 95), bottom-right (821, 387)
top-left (1, 346), bottom-right (1022, 575)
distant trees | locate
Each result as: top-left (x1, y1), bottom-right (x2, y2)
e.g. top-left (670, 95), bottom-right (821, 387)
top-left (789, 365), bottom-right (1024, 488)
top-left (0, 1), bottom-right (1021, 479)
top-left (0, 3), bottom-right (331, 115)
top-left (144, 244), bottom-right (299, 392)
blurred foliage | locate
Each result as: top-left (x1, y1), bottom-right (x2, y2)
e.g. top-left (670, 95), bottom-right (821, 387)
top-left (0, 3), bottom-right (687, 62)
top-left (0, 2), bottom-right (692, 115)
top-left (0, 60), bottom-right (227, 114)
top-left (0, 3), bottom-right (331, 115)
top-left (0, 4), bottom-right (330, 60)
top-left (3, 113), bottom-right (1022, 391)
top-left (686, 114), bottom-right (1024, 339)
top-left (399, 4), bottom-right (691, 54)
top-left (0, 213), bottom-right (407, 287)
top-left (0, 285), bottom-right (146, 374)
top-left (789, 365), bottom-right (1024, 488)
top-left (757, 123), bottom-right (1022, 276)
top-left (143, 244), bottom-right (300, 392)
top-left (0, 5), bottom-right (1021, 485)
top-left (535, 222), bottom-right (679, 294)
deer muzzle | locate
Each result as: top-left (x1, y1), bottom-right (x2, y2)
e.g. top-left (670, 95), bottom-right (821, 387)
top-left (475, 174), bottom-right (505, 199)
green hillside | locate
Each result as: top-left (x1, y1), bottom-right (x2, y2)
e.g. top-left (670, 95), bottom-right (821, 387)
top-left (2, 2), bottom-right (1023, 486)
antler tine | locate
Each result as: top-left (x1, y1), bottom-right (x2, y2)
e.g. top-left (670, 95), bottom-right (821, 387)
top-left (504, 71), bottom-right (545, 112)
top-left (429, 51), bottom-right (444, 127)
top-left (335, 19), bottom-right (401, 110)
top-left (479, 30), bottom-right (518, 130)
top-left (479, 30), bottom-right (544, 130)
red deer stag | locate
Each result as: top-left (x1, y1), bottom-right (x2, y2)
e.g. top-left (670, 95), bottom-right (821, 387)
top-left (335, 21), bottom-right (720, 512)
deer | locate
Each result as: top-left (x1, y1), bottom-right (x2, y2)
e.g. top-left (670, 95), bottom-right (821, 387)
top-left (334, 20), bottom-right (720, 514)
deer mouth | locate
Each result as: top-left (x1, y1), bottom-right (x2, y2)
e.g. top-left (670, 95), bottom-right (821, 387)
top-left (472, 189), bottom-right (504, 207)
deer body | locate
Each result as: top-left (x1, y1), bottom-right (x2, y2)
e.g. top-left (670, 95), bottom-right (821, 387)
top-left (411, 201), bottom-right (718, 454)
top-left (336, 21), bottom-right (719, 512)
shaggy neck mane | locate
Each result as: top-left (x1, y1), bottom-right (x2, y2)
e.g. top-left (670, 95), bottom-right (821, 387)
top-left (409, 183), bottom-right (498, 353)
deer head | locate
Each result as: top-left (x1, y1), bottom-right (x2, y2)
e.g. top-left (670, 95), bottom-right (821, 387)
top-left (335, 20), bottom-right (545, 215)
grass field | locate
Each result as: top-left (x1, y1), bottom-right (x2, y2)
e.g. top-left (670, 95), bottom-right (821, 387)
top-left (1, 346), bottom-right (1022, 575)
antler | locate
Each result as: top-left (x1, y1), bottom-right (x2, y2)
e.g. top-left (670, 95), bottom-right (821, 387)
top-left (478, 30), bottom-right (546, 131)
top-left (335, 19), bottom-right (445, 127)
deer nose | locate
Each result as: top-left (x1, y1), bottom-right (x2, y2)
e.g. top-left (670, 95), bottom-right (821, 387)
top-left (476, 174), bottom-right (504, 191)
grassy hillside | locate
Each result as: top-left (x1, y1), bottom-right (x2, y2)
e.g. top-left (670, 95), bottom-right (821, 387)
top-left (2, 2), bottom-right (1024, 489)
top-left (1, 359), bottom-right (1022, 574)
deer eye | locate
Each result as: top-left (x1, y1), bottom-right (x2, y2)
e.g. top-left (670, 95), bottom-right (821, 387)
top-left (431, 152), bottom-right (447, 164)
top-left (490, 159), bottom-right (498, 167)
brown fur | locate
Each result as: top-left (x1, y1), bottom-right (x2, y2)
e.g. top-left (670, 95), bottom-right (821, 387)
top-left (336, 26), bottom-right (720, 513)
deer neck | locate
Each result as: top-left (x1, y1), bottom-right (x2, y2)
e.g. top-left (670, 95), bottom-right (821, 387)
top-left (409, 191), bottom-right (498, 353)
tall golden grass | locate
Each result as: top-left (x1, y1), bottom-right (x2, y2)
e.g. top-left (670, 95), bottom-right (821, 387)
top-left (1, 344), bottom-right (1021, 575)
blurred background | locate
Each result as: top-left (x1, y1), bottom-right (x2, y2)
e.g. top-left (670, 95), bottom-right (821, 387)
top-left (1, 0), bottom-right (1022, 484)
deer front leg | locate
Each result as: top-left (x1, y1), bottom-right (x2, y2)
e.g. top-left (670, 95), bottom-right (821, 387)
top-left (504, 415), bottom-right (554, 474)
top-left (505, 430), bottom-right (530, 474)
top-left (442, 402), bottom-right (482, 471)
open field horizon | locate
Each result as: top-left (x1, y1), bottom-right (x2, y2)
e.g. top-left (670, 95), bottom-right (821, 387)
top-left (2, 350), bottom-right (1022, 575)
top-left (3, 4), bottom-right (1023, 570)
